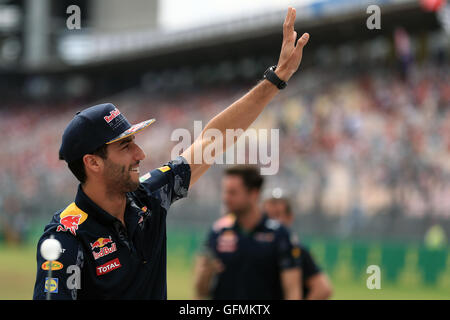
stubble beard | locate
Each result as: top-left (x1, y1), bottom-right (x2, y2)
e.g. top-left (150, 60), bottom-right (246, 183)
top-left (104, 160), bottom-right (140, 195)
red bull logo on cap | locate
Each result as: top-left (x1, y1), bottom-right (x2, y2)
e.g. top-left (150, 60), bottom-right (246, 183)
top-left (90, 236), bottom-right (117, 260)
top-left (104, 108), bottom-right (121, 123)
top-left (55, 203), bottom-right (88, 236)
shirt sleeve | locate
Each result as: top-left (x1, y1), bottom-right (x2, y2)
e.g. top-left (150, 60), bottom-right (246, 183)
top-left (33, 229), bottom-right (83, 300)
top-left (200, 229), bottom-right (217, 258)
top-left (276, 226), bottom-right (302, 271)
top-left (138, 156), bottom-right (191, 211)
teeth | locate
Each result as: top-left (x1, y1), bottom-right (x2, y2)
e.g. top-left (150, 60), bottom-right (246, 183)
top-left (130, 167), bottom-right (140, 173)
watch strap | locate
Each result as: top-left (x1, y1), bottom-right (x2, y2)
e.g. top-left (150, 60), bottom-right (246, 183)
top-left (263, 65), bottom-right (287, 89)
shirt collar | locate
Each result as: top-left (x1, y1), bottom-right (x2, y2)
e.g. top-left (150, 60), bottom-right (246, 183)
top-left (233, 213), bottom-right (268, 234)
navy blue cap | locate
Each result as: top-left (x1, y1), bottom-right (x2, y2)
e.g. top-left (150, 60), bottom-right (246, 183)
top-left (59, 103), bottom-right (155, 163)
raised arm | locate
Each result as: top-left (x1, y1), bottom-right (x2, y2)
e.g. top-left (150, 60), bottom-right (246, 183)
top-left (181, 7), bottom-right (309, 187)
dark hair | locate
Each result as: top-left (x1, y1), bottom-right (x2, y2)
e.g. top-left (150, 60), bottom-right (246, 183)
top-left (61, 144), bottom-right (109, 184)
top-left (224, 165), bottom-right (264, 191)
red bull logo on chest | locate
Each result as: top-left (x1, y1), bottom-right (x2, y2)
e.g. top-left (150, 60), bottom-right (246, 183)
top-left (90, 236), bottom-right (117, 260)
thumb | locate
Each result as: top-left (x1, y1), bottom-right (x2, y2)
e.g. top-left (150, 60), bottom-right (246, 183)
top-left (295, 33), bottom-right (309, 53)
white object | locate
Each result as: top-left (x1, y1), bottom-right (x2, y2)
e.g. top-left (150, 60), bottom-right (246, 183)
top-left (40, 237), bottom-right (62, 261)
top-left (272, 187), bottom-right (283, 199)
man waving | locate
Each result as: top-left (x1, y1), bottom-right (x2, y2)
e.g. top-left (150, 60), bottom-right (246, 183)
top-left (33, 7), bottom-right (309, 300)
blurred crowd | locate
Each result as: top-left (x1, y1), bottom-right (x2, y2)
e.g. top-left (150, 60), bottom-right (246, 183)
top-left (1, 41), bottom-right (449, 242)
top-left (269, 62), bottom-right (450, 228)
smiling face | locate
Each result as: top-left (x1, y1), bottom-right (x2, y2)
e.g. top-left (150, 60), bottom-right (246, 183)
top-left (84, 135), bottom-right (146, 194)
top-left (105, 135), bottom-right (146, 193)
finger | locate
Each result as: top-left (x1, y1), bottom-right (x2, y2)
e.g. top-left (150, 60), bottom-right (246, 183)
top-left (283, 7), bottom-right (295, 40)
top-left (295, 33), bottom-right (309, 50)
top-left (294, 33), bottom-right (309, 58)
top-left (292, 31), bottom-right (298, 44)
top-left (282, 8), bottom-right (290, 39)
top-left (283, 7), bottom-right (293, 26)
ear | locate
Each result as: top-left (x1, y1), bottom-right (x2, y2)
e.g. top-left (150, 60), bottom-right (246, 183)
top-left (83, 154), bottom-right (103, 175)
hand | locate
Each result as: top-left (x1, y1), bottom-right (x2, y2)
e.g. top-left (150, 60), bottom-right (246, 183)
top-left (275, 7), bottom-right (309, 82)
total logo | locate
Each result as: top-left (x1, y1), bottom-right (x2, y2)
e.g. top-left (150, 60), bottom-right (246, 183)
top-left (96, 258), bottom-right (121, 276)
top-left (90, 236), bottom-right (117, 260)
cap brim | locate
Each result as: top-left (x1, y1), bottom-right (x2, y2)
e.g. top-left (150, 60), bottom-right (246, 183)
top-left (106, 119), bottom-right (156, 144)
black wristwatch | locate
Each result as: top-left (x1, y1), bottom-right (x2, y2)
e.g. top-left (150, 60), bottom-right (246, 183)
top-left (263, 65), bottom-right (287, 90)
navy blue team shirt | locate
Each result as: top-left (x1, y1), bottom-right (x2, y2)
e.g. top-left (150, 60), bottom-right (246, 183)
top-left (297, 245), bottom-right (321, 298)
top-left (204, 213), bottom-right (301, 300)
top-left (33, 156), bottom-right (190, 300)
